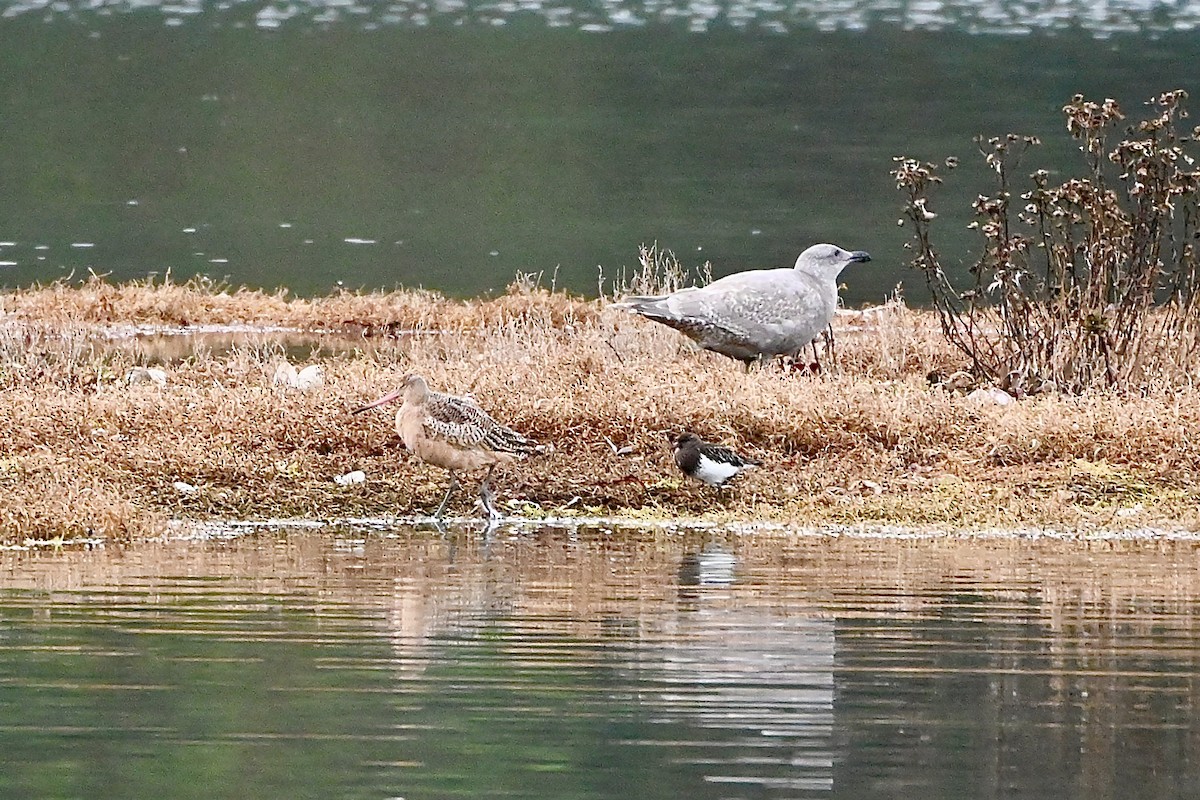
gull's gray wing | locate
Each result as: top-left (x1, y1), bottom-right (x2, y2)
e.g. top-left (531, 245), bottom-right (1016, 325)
top-left (655, 269), bottom-right (834, 358)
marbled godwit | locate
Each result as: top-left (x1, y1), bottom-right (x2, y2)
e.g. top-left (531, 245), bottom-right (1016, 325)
top-left (671, 432), bottom-right (761, 488)
top-left (613, 243), bottom-right (870, 365)
top-left (354, 374), bottom-right (538, 520)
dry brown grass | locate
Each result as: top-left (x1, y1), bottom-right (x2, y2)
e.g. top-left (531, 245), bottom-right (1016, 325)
top-left (0, 273), bottom-right (598, 332)
top-left (3, 277), bottom-right (1200, 543)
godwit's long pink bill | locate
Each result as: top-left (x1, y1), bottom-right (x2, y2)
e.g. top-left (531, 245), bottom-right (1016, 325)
top-left (353, 387), bottom-right (405, 413)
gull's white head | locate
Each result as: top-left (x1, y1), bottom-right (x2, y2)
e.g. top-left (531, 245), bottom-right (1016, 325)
top-left (793, 244), bottom-right (871, 279)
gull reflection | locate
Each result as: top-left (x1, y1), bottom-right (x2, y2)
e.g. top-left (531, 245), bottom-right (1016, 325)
top-left (625, 543), bottom-right (836, 793)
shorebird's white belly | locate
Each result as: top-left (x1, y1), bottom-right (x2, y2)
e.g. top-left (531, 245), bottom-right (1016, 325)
top-left (694, 456), bottom-right (742, 486)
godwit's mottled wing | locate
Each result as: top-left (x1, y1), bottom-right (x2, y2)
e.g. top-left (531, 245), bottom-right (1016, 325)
top-left (423, 391), bottom-right (537, 454)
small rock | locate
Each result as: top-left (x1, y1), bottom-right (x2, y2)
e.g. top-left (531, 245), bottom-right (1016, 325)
top-left (928, 370), bottom-right (976, 393)
top-left (173, 481), bottom-right (197, 495)
top-left (966, 386), bottom-right (1015, 406)
top-left (272, 362), bottom-right (298, 387)
top-left (1116, 503), bottom-right (1144, 518)
top-left (295, 364), bottom-right (324, 391)
top-left (603, 436), bottom-right (634, 456)
top-left (334, 470), bottom-right (366, 486)
top-left (127, 366), bottom-right (168, 386)
top-left (273, 362), bottom-right (324, 392)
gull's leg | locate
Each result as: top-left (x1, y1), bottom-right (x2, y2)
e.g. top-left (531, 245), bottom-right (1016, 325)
top-left (745, 354), bottom-right (769, 373)
top-left (819, 324), bottom-right (836, 371)
top-left (793, 330), bottom-right (831, 376)
top-left (478, 464), bottom-right (502, 520)
top-left (433, 471), bottom-right (459, 521)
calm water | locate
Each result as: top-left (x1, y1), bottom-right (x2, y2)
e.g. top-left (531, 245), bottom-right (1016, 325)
top-left (2, 2), bottom-right (1200, 302)
top-left (3, 523), bottom-right (1200, 799)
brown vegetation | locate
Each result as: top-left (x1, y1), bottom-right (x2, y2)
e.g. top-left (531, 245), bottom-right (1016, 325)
top-left (3, 273), bottom-right (1200, 545)
top-left (0, 271), bottom-right (598, 333)
top-left (895, 90), bottom-right (1200, 395)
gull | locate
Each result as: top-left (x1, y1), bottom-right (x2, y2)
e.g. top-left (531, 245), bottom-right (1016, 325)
top-left (671, 432), bottom-right (761, 488)
top-left (613, 243), bottom-right (870, 365)
top-left (354, 374), bottom-right (538, 520)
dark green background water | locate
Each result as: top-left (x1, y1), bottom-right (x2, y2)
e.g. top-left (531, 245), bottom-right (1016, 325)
top-left (2, 2), bottom-right (1199, 301)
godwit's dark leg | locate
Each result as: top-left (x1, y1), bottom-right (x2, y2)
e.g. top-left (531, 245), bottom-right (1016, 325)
top-left (433, 471), bottom-right (459, 520)
top-left (478, 464), bottom-right (501, 520)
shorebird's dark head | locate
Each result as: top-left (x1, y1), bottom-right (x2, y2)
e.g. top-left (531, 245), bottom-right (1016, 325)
top-left (672, 431), bottom-right (701, 450)
top-left (354, 373), bottom-right (428, 414)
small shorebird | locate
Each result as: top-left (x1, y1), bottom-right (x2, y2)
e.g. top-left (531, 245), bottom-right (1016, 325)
top-left (354, 374), bottom-right (539, 520)
top-left (671, 432), bottom-right (761, 488)
top-left (613, 243), bottom-right (870, 366)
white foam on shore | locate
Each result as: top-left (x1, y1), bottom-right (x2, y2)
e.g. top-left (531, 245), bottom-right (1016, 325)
top-left (167, 515), bottom-right (1200, 543)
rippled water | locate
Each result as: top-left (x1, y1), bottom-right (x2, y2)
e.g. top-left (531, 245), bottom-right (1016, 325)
top-left (5, 0), bottom-right (1200, 35)
top-left (3, 524), bottom-right (1199, 798)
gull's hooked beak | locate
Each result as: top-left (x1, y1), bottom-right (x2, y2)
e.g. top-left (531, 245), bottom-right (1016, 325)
top-left (847, 250), bottom-right (872, 264)
top-left (353, 386), bottom-right (406, 414)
